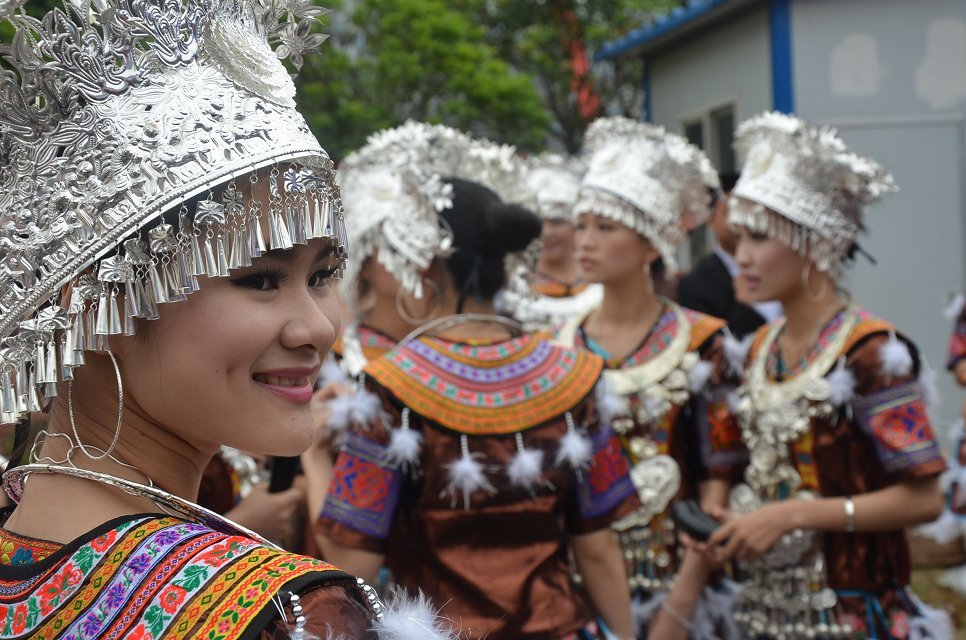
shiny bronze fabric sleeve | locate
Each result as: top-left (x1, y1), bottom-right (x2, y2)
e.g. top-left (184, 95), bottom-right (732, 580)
top-left (260, 581), bottom-right (378, 639)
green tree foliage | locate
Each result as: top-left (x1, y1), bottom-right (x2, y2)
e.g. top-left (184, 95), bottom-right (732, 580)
top-left (465, 0), bottom-right (683, 152)
top-left (299, 0), bottom-right (550, 159)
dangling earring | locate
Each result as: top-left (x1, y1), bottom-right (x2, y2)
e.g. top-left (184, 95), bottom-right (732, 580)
top-left (801, 262), bottom-right (829, 302)
top-left (395, 278), bottom-right (442, 325)
top-left (69, 350), bottom-right (124, 461)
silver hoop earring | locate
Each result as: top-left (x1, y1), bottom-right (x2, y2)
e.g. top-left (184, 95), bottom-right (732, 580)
top-left (69, 350), bottom-right (124, 461)
top-left (395, 278), bottom-right (442, 325)
top-left (802, 263), bottom-right (828, 302)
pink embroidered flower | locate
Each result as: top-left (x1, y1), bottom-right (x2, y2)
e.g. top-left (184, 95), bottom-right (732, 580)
top-left (245, 586), bottom-right (260, 599)
top-left (159, 584), bottom-right (187, 614)
top-left (128, 623), bottom-right (154, 640)
top-left (218, 619), bottom-right (232, 633)
top-left (889, 610), bottom-right (910, 639)
top-left (62, 562), bottom-right (84, 587)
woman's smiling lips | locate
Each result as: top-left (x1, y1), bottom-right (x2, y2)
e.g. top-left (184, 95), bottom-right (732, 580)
top-left (252, 367), bottom-right (319, 404)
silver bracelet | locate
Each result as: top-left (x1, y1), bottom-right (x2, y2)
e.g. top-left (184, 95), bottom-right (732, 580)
top-left (661, 601), bottom-right (694, 632)
top-left (844, 497), bottom-right (855, 533)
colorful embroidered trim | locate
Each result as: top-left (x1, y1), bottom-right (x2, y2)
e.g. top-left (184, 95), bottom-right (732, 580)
top-left (0, 516), bottom-right (345, 640)
top-left (576, 427), bottom-right (636, 519)
top-left (0, 530), bottom-right (60, 567)
top-left (365, 335), bottom-right (603, 435)
top-left (575, 308), bottom-right (723, 369)
top-left (320, 432), bottom-right (404, 540)
top-left (528, 272), bottom-right (588, 299)
top-left (699, 394), bottom-right (747, 471)
top-left (854, 383), bottom-right (943, 475)
top-left (333, 324), bottom-right (396, 362)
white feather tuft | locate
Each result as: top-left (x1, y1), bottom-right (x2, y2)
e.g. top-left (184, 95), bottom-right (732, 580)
top-left (595, 380), bottom-right (629, 425)
top-left (826, 364), bottom-right (856, 407)
top-left (318, 357), bottom-right (349, 388)
top-left (918, 366), bottom-right (941, 414)
top-left (915, 510), bottom-right (964, 546)
top-left (937, 565), bottom-right (966, 598)
top-left (444, 453), bottom-right (495, 510)
top-left (722, 331), bottom-right (754, 376)
top-left (688, 360), bottom-right (714, 394)
top-left (555, 429), bottom-right (593, 470)
top-left (386, 427), bottom-right (423, 471)
top-left (694, 580), bottom-right (742, 640)
top-left (725, 391), bottom-right (741, 413)
top-left (371, 590), bottom-right (458, 640)
top-left (325, 388), bottom-right (383, 433)
top-left (631, 592), bottom-right (665, 629)
top-left (507, 446), bottom-right (544, 490)
top-left (908, 593), bottom-right (954, 640)
top-left (879, 333), bottom-right (913, 378)
top-left (943, 293), bottom-right (965, 321)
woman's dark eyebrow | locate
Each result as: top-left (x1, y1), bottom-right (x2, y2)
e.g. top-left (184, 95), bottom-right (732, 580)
top-left (262, 243), bottom-right (337, 262)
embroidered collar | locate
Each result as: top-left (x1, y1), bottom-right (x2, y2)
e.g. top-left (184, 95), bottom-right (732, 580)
top-left (337, 320), bottom-right (397, 377)
top-left (365, 334), bottom-right (602, 435)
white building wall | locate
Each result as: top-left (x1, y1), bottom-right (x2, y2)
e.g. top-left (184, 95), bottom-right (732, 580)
top-left (792, 0), bottom-right (966, 439)
top-left (648, 6), bottom-right (772, 132)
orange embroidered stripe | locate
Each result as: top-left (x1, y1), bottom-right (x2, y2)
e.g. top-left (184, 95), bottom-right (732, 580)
top-left (368, 348), bottom-right (603, 435)
top-left (191, 553), bottom-right (337, 639)
top-left (688, 314), bottom-right (725, 352)
top-left (844, 319), bottom-right (894, 354)
top-left (33, 518), bottom-right (177, 640)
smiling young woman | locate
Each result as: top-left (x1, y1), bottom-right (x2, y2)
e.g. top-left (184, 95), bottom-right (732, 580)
top-left (703, 112), bottom-right (951, 640)
top-left (0, 2), bottom-right (451, 638)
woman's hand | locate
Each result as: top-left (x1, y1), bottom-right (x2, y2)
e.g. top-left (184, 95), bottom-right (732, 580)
top-left (704, 501), bottom-right (793, 563)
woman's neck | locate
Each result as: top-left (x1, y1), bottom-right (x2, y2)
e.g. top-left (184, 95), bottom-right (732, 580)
top-left (780, 280), bottom-right (844, 344)
top-left (597, 269), bottom-right (661, 327)
top-left (4, 369), bottom-right (211, 543)
top-left (361, 293), bottom-right (417, 341)
top-left (536, 253), bottom-right (582, 284)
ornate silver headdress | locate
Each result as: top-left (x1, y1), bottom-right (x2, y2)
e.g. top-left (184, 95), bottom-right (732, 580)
top-left (0, 0), bottom-right (346, 424)
top-left (525, 153), bottom-right (584, 221)
top-left (338, 124), bottom-right (456, 308)
top-left (575, 117), bottom-right (719, 270)
top-left (729, 111), bottom-right (897, 274)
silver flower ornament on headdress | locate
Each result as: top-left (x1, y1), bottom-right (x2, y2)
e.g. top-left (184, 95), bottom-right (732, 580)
top-left (575, 116), bottom-right (719, 270)
top-left (337, 120), bottom-right (531, 310)
top-left (0, 0), bottom-right (346, 424)
top-left (729, 111), bottom-right (897, 274)
top-left (524, 154), bottom-right (584, 221)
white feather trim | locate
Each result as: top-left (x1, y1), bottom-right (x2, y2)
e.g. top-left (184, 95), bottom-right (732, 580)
top-left (688, 359), bottom-right (714, 394)
top-left (826, 363), bottom-right (856, 407)
top-left (631, 592), bottom-right (666, 629)
top-left (444, 453), bottom-right (495, 510)
top-left (908, 593), bottom-right (954, 640)
top-left (722, 331), bottom-right (754, 376)
top-left (936, 564), bottom-right (966, 597)
top-left (386, 427), bottom-right (423, 471)
top-left (371, 590), bottom-right (458, 640)
top-left (880, 332), bottom-right (914, 378)
top-left (555, 429), bottom-right (593, 470)
top-left (943, 293), bottom-right (965, 322)
top-left (318, 357), bottom-right (349, 388)
top-left (324, 388), bottom-right (383, 433)
top-left (915, 510), bottom-right (964, 545)
top-left (918, 366), bottom-right (941, 414)
top-left (507, 446), bottom-right (544, 490)
top-left (595, 380), bottom-right (629, 425)
top-left (725, 390), bottom-right (740, 413)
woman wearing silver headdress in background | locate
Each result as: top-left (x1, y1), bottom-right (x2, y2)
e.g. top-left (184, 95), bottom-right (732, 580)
top-left (703, 112), bottom-right (950, 639)
top-left (555, 117), bottom-right (746, 639)
top-left (0, 1), bottom-right (452, 638)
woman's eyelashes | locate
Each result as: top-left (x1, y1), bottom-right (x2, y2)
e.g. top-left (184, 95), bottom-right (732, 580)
top-left (231, 264), bottom-right (338, 290)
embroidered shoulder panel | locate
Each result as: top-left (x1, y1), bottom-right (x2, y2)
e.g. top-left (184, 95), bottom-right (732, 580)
top-left (365, 335), bottom-right (603, 435)
top-left (0, 517), bottom-right (346, 640)
top-left (682, 307), bottom-right (726, 352)
top-left (333, 324), bottom-right (396, 362)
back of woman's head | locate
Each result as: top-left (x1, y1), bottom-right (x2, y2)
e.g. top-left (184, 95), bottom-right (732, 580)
top-left (439, 178), bottom-right (542, 307)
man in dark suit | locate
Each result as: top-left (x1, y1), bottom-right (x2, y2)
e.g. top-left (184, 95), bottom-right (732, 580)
top-left (678, 173), bottom-right (782, 338)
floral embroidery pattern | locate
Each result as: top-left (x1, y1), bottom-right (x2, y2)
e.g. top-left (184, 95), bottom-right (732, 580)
top-left (0, 517), bottom-right (343, 640)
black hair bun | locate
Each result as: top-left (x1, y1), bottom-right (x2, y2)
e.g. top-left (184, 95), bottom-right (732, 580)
top-left (482, 201), bottom-right (542, 254)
